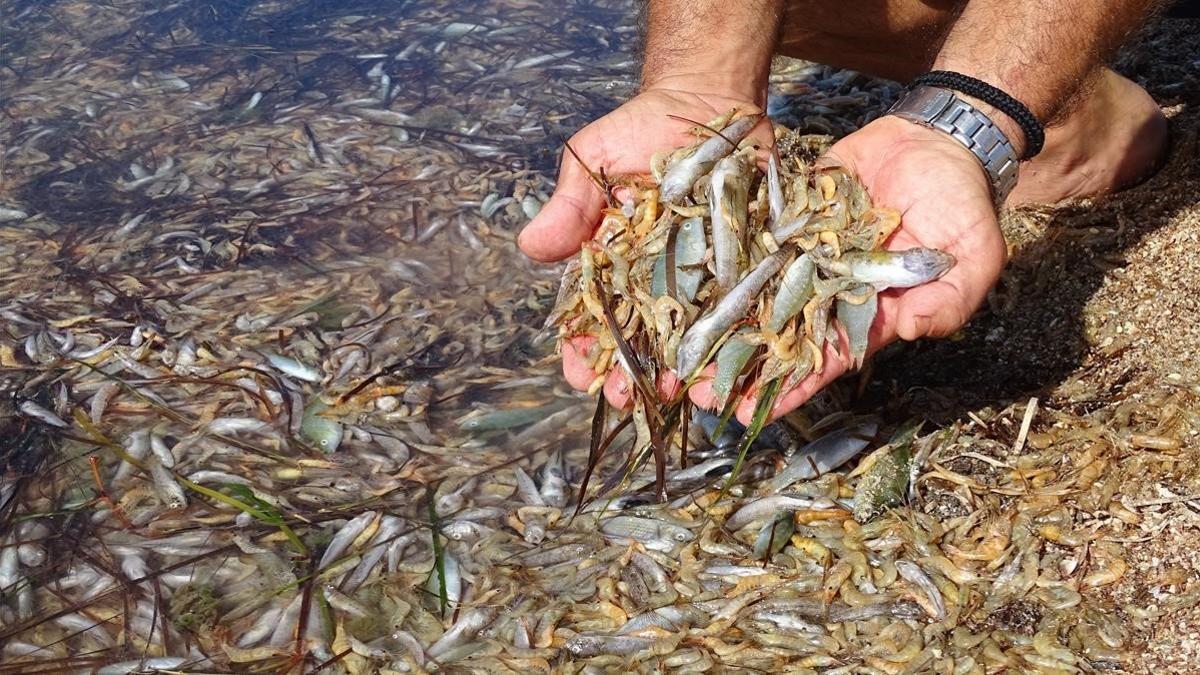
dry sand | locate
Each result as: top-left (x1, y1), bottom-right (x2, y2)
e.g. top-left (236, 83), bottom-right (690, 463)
top-left (862, 18), bottom-right (1200, 672)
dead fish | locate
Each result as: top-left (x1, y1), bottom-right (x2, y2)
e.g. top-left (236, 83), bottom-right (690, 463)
top-left (708, 147), bottom-right (756, 293)
top-left (264, 352), bottom-right (322, 383)
top-left (896, 560), bottom-right (946, 620)
top-left (18, 400), bottom-right (68, 427)
top-left (600, 516), bottom-right (694, 552)
top-left (426, 605), bottom-right (498, 658)
top-left (766, 253), bottom-right (816, 333)
top-left (766, 154), bottom-right (785, 226)
top-left (835, 285), bottom-right (878, 369)
top-left (676, 248), bottom-right (789, 378)
top-left (651, 216), bottom-right (707, 301)
top-left (659, 115), bottom-right (760, 204)
top-left (711, 332), bottom-right (756, 410)
top-left (0, 206), bottom-right (29, 222)
top-left (766, 418), bottom-right (878, 492)
top-left (457, 401), bottom-right (571, 433)
top-left (318, 511), bottom-right (377, 570)
top-left (565, 634), bottom-right (655, 657)
top-left (301, 400), bottom-right (342, 453)
top-left (826, 248), bottom-right (955, 290)
top-left (693, 408), bottom-right (799, 459)
top-left (726, 494), bottom-right (822, 531)
top-left (96, 657), bottom-right (186, 675)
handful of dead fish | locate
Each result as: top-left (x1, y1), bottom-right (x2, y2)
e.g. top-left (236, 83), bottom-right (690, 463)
top-left (547, 110), bottom-right (954, 495)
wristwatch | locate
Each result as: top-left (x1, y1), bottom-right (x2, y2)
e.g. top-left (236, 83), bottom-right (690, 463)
top-left (887, 85), bottom-right (1020, 207)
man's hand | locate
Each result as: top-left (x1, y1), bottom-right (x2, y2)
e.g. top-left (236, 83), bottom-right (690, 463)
top-left (518, 89), bottom-right (772, 262)
top-left (693, 115), bottom-right (1008, 424)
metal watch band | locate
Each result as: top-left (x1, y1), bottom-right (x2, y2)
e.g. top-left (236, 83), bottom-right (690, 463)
top-left (887, 85), bottom-right (1020, 206)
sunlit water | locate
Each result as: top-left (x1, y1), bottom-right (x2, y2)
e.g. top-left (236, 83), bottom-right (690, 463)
top-left (2, 0), bottom-right (644, 483)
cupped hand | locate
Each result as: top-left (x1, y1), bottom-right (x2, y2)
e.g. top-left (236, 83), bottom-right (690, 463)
top-left (519, 87), bottom-right (773, 408)
top-left (691, 115), bottom-right (1008, 424)
top-left (519, 88), bottom-right (772, 261)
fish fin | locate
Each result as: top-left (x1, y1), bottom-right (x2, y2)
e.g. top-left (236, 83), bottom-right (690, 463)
top-left (836, 291), bottom-right (877, 370)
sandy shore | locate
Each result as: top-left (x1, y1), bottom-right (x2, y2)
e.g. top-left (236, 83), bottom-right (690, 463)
top-left (865, 18), bottom-right (1200, 672)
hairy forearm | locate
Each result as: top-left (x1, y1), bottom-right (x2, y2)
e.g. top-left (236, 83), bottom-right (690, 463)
top-left (640, 0), bottom-right (784, 104)
top-left (935, 0), bottom-right (1161, 151)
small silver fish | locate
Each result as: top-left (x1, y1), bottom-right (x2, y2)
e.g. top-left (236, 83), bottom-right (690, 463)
top-left (726, 495), bottom-right (820, 531)
top-left (539, 451), bottom-right (568, 508)
top-left (708, 147), bottom-right (756, 293)
top-left (600, 515), bottom-right (694, 552)
top-left (88, 382), bottom-right (119, 425)
top-left (651, 216), bottom-right (707, 301)
top-left (565, 634), bottom-right (655, 657)
top-left (96, 657), bottom-right (186, 675)
top-left (317, 511), bottom-right (376, 570)
top-left (264, 352), bottom-right (322, 383)
top-left (18, 400), bottom-right (68, 428)
top-left (753, 510), bottom-right (796, 559)
top-left (836, 285), bottom-right (878, 369)
top-left (0, 534), bottom-right (18, 589)
top-left (206, 417), bottom-right (271, 435)
top-left (426, 605), bottom-right (498, 658)
top-left (766, 419), bottom-right (878, 492)
top-left (676, 248), bottom-right (789, 378)
top-left (896, 560), bottom-right (946, 620)
top-left (711, 331), bottom-right (756, 409)
top-left (148, 460), bottom-right (187, 510)
top-left (659, 115), bottom-right (759, 204)
top-left (767, 253), bottom-right (816, 333)
top-left (766, 154), bottom-right (785, 227)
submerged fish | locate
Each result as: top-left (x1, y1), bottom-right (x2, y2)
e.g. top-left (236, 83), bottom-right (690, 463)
top-left (458, 401), bottom-right (571, 433)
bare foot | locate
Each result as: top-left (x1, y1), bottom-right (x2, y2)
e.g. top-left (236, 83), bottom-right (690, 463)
top-left (1006, 68), bottom-right (1168, 206)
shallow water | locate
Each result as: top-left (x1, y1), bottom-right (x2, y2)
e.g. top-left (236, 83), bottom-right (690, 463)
top-left (5, 1), bottom-right (1170, 672)
top-left (2, 0), bottom-right (642, 484)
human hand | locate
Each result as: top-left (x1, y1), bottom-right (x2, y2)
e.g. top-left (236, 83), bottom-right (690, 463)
top-left (519, 89), bottom-right (773, 261)
top-left (519, 87), bottom-right (774, 407)
top-left (689, 115), bottom-right (1008, 424)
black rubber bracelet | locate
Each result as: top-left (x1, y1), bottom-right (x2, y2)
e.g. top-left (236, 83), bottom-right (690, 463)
top-left (909, 70), bottom-right (1045, 159)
